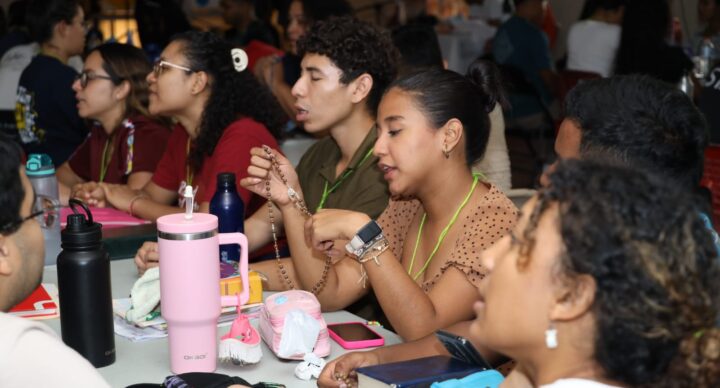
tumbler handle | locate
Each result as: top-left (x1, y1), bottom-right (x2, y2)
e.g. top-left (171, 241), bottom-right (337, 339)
top-left (218, 232), bottom-right (249, 306)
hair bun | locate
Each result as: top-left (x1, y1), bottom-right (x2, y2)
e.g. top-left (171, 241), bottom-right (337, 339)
top-left (465, 59), bottom-right (507, 114)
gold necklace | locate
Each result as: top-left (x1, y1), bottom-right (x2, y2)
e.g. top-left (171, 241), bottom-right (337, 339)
top-left (263, 146), bottom-right (331, 295)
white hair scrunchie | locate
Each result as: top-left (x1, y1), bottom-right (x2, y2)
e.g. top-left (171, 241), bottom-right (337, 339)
top-left (231, 48), bottom-right (249, 72)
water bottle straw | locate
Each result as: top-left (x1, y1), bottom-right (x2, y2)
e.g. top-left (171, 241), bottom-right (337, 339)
top-left (184, 185), bottom-right (194, 220)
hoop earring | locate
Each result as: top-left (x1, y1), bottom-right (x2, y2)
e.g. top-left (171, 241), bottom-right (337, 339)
top-left (545, 322), bottom-right (558, 349)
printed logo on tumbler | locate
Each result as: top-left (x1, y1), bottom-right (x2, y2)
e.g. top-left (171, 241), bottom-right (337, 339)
top-left (184, 353), bottom-right (207, 360)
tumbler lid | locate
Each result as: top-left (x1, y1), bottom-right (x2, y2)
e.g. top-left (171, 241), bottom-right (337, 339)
top-left (157, 213), bottom-right (218, 234)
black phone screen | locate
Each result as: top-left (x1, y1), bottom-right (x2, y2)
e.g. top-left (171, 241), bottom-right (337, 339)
top-left (328, 323), bottom-right (383, 341)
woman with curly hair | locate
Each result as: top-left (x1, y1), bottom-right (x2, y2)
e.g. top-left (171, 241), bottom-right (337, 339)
top-left (81, 31), bottom-right (285, 221)
top-left (60, 43), bottom-right (171, 205)
top-left (319, 159), bottom-right (720, 387)
top-left (474, 159), bottom-right (720, 387)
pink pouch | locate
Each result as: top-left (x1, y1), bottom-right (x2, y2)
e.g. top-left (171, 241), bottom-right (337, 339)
top-left (258, 290), bottom-right (330, 359)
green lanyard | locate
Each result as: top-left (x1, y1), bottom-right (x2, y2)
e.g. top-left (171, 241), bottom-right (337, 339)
top-left (407, 174), bottom-right (480, 281)
top-left (316, 147), bottom-right (374, 211)
top-left (98, 136), bottom-right (114, 183)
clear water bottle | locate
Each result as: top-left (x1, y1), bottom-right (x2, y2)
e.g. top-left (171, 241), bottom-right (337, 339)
top-left (209, 172), bottom-right (244, 263)
top-left (57, 199), bottom-right (115, 368)
top-left (694, 38), bottom-right (716, 80)
top-left (25, 154), bottom-right (61, 265)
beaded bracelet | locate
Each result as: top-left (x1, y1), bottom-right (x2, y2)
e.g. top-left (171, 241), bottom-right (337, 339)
top-left (356, 237), bottom-right (389, 288)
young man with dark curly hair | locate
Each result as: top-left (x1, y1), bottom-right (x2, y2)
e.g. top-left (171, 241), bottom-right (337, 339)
top-left (0, 135), bottom-right (110, 386)
top-left (238, 17), bottom-right (399, 319)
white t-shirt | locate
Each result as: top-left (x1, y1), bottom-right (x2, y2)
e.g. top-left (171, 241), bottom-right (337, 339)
top-left (0, 312), bottom-right (110, 387)
top-left (474, 103), bottom-right (511, 192)
top-left (566, 20), bottom-right (621, 77)
top-left (541, 378), bottom-right (622, 388)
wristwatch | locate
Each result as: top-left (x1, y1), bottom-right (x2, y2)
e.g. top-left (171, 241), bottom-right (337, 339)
top-left (345, 220), bottom-right (383, 257)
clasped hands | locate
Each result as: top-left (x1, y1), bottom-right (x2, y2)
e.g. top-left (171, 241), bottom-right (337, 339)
top-left (71, 181), bottom-right (139, 211)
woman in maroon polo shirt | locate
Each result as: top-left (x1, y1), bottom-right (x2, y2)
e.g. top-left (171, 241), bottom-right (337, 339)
top-left (78, 31), bottom-right (285, 221)
top-left (58, 43), bottom-right (171, 205)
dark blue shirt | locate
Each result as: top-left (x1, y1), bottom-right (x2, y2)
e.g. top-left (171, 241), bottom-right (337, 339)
top-left (492, 16), bottom-right (553, 117)
top-left (16, 54), bottom-right (87, 165)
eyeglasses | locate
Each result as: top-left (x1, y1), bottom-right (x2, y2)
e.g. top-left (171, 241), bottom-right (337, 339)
top-left (153, 60), bottom-right (194, 77)
top-left (75, 70), bottom-right (119, 89)
top-left (0, 195), bottom-right (59, 235)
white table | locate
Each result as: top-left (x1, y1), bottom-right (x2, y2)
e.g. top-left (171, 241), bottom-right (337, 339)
top-left (41, 260), bottom-right (402, 388)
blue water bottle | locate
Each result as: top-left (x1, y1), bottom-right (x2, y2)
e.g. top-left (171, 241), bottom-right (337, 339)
top-left (209, 172), bottom-right (244, 262)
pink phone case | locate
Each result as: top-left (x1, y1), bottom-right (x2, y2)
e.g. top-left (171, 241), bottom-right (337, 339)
top-left (327, 322), bottom-right (385, 349)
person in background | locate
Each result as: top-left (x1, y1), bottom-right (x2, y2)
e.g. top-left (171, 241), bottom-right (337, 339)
top-left (468, 0), bottom-right (509, 26)
top-left (316, 74), bottom-right (714, 383)
top-left (253, 0), bottom-right (352, 126)
top-left (0, 134), bottom-right (110, 387)
top-left (614, 0), bottom-right (692, 85)
top-left (0, 0), bottom-right (31, 59)
top-left (78, 31), bottom-right (285, 221)
top-left (391, 23), bottom-right (445, 75)
top-left (696, 0), bottom-right (720, 53)
top-left (15, 0), bottom-right (87, 166)
top-left (57, 43), bottom-right (171, 205)
top-left (566, 0), bottom-right (625, 77)
top-left (492, 0), bottom-right (560, 128)
top-left (220, 0), bottom-right (279, 48)
top-left (251, 59), bottom-right (517, 341)
top-left (134, 0), bottom-right (192, 63)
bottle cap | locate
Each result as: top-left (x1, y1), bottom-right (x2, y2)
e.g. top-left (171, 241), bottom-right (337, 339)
top-left (217, 172), bottom-right (236, 186)
top-left (26, 154), bottom-right (55, 176)
top-left (61, 199), bottom-right (102, 249)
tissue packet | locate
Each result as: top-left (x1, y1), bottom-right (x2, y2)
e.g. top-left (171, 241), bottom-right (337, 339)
top-left (258, 290), bottom-right (330, 359)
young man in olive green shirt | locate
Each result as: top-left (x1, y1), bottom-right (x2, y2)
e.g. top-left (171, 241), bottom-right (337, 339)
top-left (240, 17), bottom-right (398, 305)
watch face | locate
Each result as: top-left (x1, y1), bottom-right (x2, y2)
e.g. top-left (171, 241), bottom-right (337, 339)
top-left (357, 220), bottom-right (382, 243)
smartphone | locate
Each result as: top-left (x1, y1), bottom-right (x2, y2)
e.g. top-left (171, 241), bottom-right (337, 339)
top-left (327, 322), bottom-right (385, 349)
top-left (435, 330), bottom-right (492, 369)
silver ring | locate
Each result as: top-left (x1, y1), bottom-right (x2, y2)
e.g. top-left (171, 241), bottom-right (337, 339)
top-left (157, 229), bottom-right (217, 241)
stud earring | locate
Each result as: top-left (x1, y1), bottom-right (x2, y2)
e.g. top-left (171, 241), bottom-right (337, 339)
top-left (545, 322), bottom-right (558, 349)
top-left (442, 144), bottom-right (450, 159)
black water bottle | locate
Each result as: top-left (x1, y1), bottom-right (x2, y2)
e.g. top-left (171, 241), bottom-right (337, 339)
top-left (210, 172), bottom-right (245, 262)
top-left (57, 199), bottom-right (116, 367)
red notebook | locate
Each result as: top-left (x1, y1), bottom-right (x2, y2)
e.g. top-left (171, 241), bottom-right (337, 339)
top-left (9, 283), bottom-right (59, 319)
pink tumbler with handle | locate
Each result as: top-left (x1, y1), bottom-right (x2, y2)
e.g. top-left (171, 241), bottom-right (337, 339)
top-left (157, 213), bottom-right (249, 374)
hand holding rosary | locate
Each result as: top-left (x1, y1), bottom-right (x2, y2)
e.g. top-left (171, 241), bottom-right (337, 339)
top-left (262, 145), bottom-right (331, 295)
